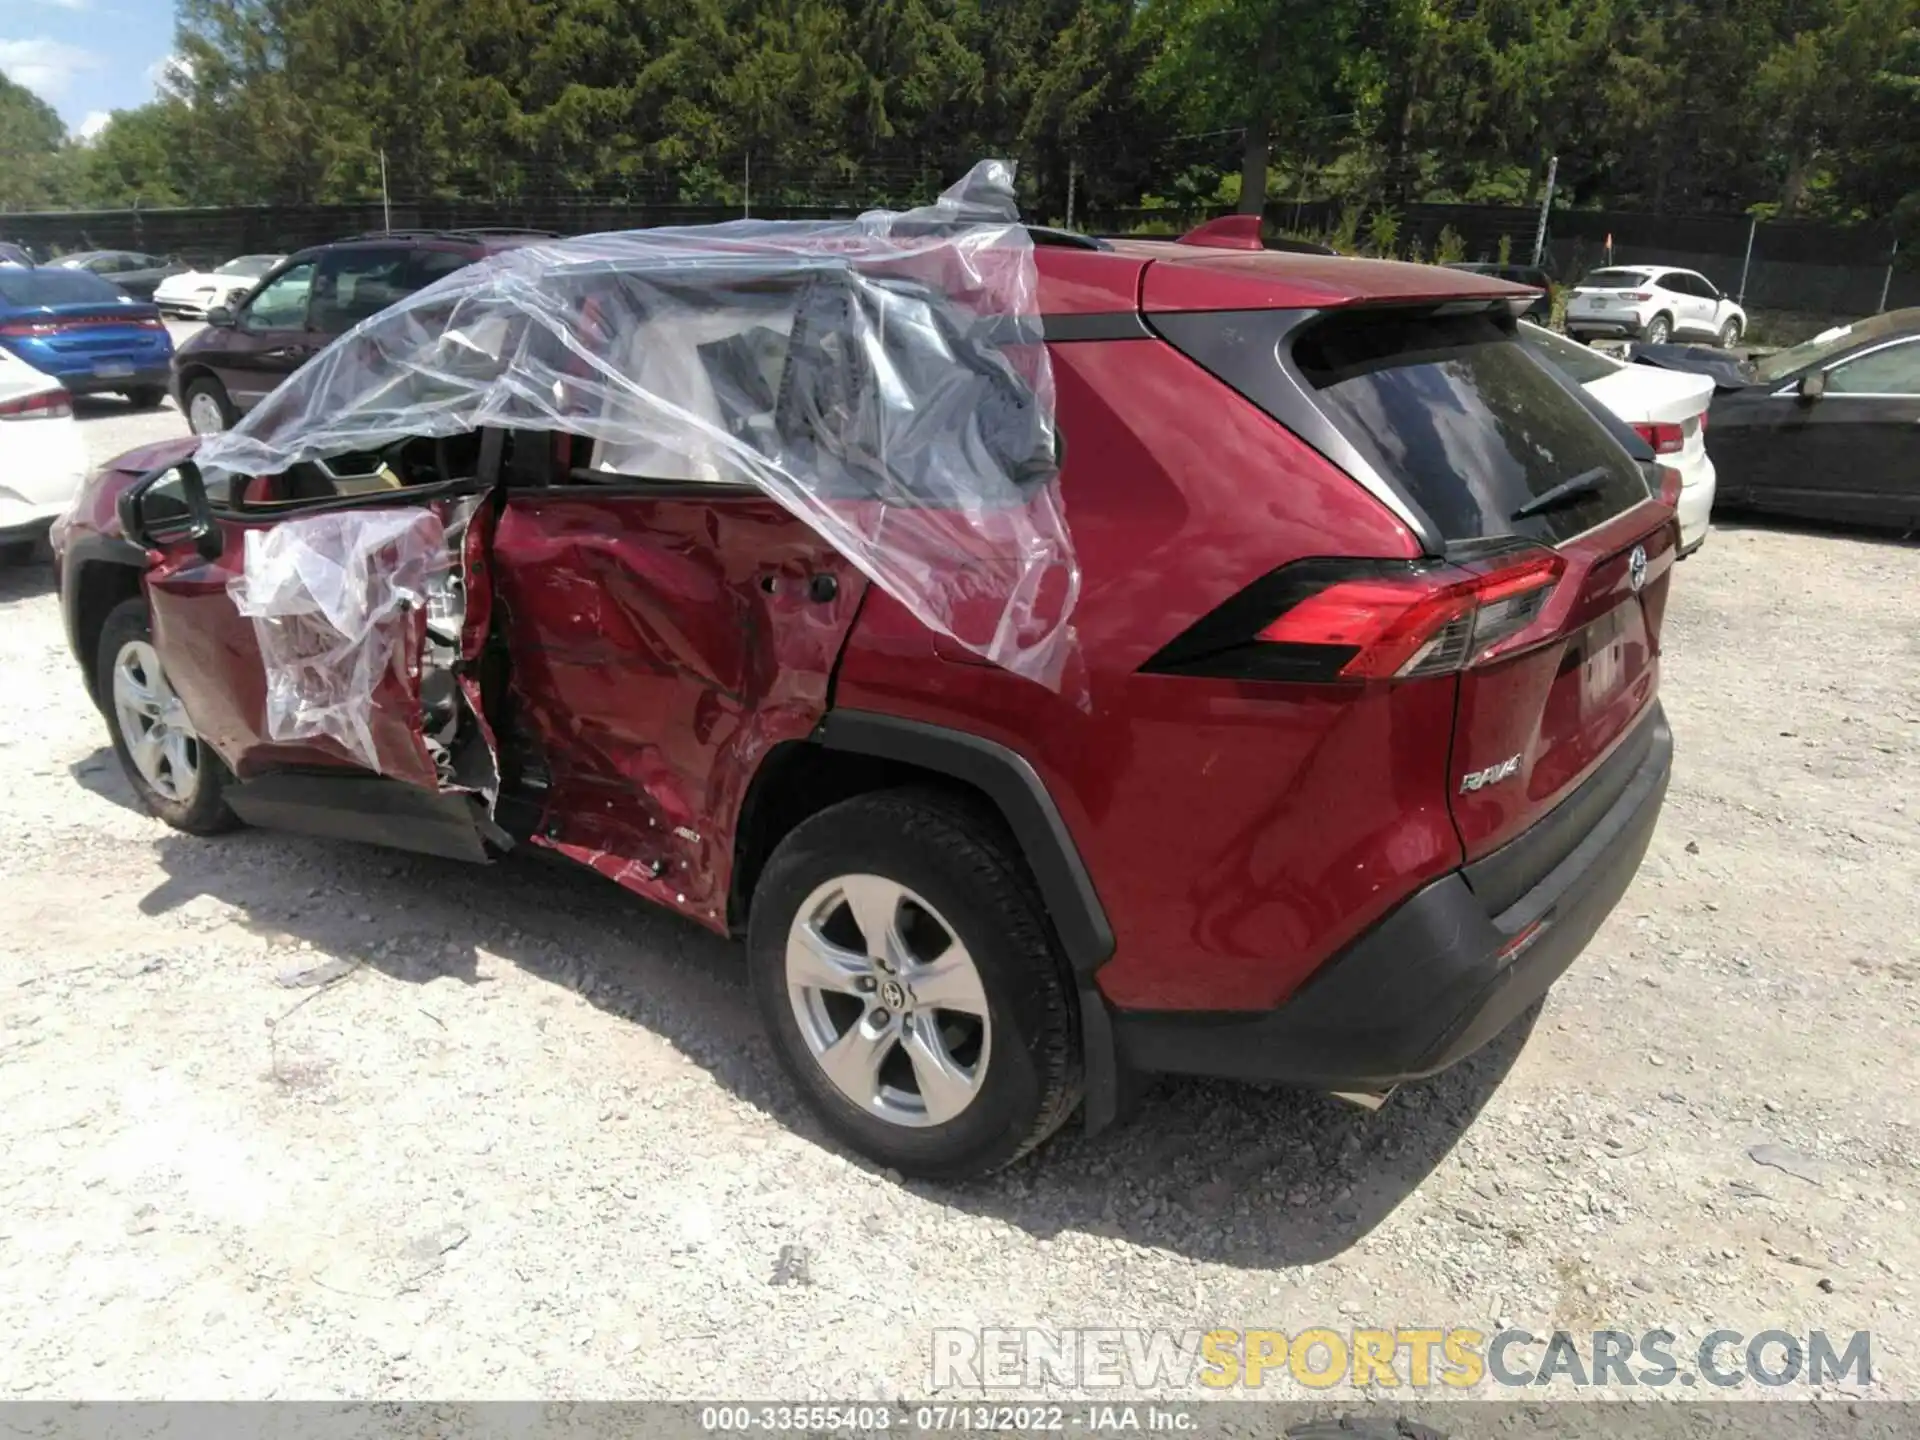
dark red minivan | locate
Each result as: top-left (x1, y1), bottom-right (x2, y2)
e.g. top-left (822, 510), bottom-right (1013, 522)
top-left (56, 219), bottom-right (1675, 1179)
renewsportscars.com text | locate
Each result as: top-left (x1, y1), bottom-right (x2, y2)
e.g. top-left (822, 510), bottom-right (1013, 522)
top-left (931, 1327), bottom-right (1873, 1391)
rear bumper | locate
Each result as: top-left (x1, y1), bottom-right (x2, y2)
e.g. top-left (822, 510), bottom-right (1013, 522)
top-left (58, 365), bottom-right (171, 396)
top-left (1567, 315), bottom-right (1646, 339)
top-left (1112, 704), bottom-right (1672, 1090)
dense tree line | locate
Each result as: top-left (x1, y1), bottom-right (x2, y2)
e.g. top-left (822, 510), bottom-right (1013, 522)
top-left (4, 0), bottom-right (1917, 227)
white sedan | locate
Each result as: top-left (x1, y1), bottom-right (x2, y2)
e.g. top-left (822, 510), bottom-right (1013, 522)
top-left (1564, 265), bottom-right (1746, 349)
top-left (1520, 321), bottom-right (1716, 555)
top-left (0, 348), bottom-right (88, 562)
top-left (153, 254), bottom-right (284, 319)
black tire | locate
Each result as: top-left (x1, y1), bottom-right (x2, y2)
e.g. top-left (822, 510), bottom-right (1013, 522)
top-left (125, 386), bottom-right (167, 409)
top-left (181, 374), bottom-right (235, 436)
top-left (748, 788), bottom-right (1081, 1180)
top-left (95, 598), bottom-right (240, 835)
top-left (1643, 313), bottom-right (1672, 345)
top-left (1717, 316), bottom-right (1742, 349)
top-left (0, 539), bottom-right (39, 565)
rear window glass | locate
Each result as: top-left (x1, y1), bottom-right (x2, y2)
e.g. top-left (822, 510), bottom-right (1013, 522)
top-left (0, 268), bottom-right (126, 306)
top-left (1518, 322), bottom-right (1621, 385)
top-left (1579, 269), bottom-right (1649, 289)
top-left (1291, 309), bottom-right (1649, 543)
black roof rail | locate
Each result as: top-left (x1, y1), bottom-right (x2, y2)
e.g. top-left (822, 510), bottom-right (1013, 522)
top-left (336, 226), bottom-right (560, 243)
top-left (1025, 226), bottom-right (1111, 251)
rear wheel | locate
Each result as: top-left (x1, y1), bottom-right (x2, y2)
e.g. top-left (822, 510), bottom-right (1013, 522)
top-left (1643, 313), bottom-right (1672, 345)
top-left (95, 598), bottom-right (239, 835)
top-left (1717, 316), bottom-right (1742, 349)
top-left (182, 376), bottom-right (234, 436)
top-left (125, 386), bottom-right (166, 409)
top-left (748, 789), bottom-right (1081, 1180)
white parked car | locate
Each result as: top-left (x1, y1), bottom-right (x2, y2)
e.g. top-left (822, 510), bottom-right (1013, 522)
top-left (152, 254), bottom-right (285, 319)
top-left (1519, 321), bottom-right (1717, 555)
top-left (1565, 265), bottom-right (1746, 349)
top-left (0, 348), bottom-right (88, 562)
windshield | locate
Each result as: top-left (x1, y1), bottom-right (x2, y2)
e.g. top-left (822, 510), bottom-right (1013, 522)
top-left (218, 256), bottom-right (279, 277)
top-left (1519, 322), bottom-right (1622, 385)
top-left (0, 268), bottom-right (126, 306)
top-left (1577, 269), bottom-right (1651, 290)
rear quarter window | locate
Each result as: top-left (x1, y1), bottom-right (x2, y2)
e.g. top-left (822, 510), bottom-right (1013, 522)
top-left (1289, 308), bottom-right (1650, 544)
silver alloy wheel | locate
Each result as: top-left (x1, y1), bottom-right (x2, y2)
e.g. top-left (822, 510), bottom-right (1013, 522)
top-left (112, 639), bottom-right (201, 804)
top-left (1645, 315), bottom-right (1670, 345)
top-left (785, 874), bottom-right (991, 1128)
top-left (187, 390), bottom-right (226, 435)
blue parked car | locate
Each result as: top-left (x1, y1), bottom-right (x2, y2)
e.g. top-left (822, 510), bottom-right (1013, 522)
top-left (0, 265), bottom-right (174, 405)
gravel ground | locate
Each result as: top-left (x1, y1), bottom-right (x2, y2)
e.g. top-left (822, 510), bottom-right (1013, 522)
top-left (0, 402), bottom-right (1915, 1404)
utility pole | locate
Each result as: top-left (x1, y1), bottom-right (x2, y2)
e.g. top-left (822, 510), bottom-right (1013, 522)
top-left (1880, 237), bottom-right (1899, 313)
top-left (379, 149), bottom-right (391, 234)
top-left (743, 152), bottom-right (751, 220)
top-left (1531, 154), bottom-right (1558, 267)
top-left (1065, 157), bottom-right (1077, 232)
top-left (1737, 216), bottom-right (1757, 304)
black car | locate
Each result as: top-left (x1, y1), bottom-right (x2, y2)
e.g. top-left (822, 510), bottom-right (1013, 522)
top-left (169, 228), bottom-right (553, 435)
top-left (1445, 261), bottom-right (1554, 322)
top-left (1636, 308), bottom-right (1919, 531)
top-left (51, 250), bottom-right (188, 300)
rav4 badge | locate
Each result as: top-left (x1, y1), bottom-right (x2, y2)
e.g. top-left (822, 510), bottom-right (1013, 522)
top-left (1460, 754), bottom-right (1524, 794)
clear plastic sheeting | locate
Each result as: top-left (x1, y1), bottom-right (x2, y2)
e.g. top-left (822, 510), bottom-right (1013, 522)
top-left (195, 160), bottom-right (1078, 685)
top-left (227, 508), bottom-right (448, 775)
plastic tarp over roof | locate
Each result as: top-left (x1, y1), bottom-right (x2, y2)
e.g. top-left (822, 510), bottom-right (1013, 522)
top-left (194, 161), bottom-right (1078, 686)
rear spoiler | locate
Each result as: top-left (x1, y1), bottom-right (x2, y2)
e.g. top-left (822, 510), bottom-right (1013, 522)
top-left (1178, 216), bottom-right (1339, 257)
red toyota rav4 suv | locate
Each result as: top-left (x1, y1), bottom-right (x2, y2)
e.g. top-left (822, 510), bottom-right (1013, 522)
top-left (54, 219), bottom-right (1674, 1180)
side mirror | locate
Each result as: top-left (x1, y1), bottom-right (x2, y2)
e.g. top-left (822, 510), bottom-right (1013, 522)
top-left (1797, 370), bottom-right (1826, 402)
top-left (206, 304), bottom-right (236, 328)
top-left (117, 461), bottom-right (222, 561)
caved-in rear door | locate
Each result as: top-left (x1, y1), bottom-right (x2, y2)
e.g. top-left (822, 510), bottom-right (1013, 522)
top-left (488, 437), bottom-right (869, 923)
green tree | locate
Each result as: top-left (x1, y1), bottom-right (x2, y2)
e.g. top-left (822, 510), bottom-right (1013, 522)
top-left (0, 74), bottom-right (74, 211)
top-left (1141, 0), bottom-right (1356, 214)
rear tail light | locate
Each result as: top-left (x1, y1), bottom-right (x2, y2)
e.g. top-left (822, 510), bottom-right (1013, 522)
top-left (0, 313), bottom-right (161, 336)
top-left (1626, 291), bottom-right (1652, 301)
top-left (1632, 421), bottom-right (1685, 454)
top-left (0, 389), bottom-right (72, 420)
top-left (1655, 464), bottom-right (1683, 507)
top-left (1144, 550), bottom-right (1566, 683)
top-left (1698, 411), bottom-right (1708, 433)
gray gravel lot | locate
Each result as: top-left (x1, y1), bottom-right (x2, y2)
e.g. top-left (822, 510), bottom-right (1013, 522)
top-left (0, 401), bottom-right (1914, 1402)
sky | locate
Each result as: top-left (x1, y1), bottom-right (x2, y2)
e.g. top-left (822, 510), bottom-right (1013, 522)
top-left (1, 0), bottom-right (176, 141)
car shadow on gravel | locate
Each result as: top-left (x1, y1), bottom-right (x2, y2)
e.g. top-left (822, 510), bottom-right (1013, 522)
top-left (1710, 512), bottom-right (1918, 548)
top-left (130, 813), bottom-right (1530, 1269)
top-left (0, 552), bottom-right (56, 600)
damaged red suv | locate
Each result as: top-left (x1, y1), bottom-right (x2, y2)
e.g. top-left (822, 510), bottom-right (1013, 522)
top-left (54, 201), bottom-right (1675, 1180)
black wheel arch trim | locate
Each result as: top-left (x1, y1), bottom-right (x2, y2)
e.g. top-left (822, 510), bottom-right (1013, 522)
top-left (814, 709), bottom-right (1122, 1134)
top-left (60, 531), bottom-right (150, 700)
top-left (814, 710), bottom-right (1112, 972)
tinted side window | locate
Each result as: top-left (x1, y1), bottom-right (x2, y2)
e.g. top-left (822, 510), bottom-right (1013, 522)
top-left (1826, 341), bottom-right (1920, 395)
top-left (242, 262), bottom-right (316, 331)
top-left (310, 249), bottom-right (414, 332)
top-left (409, 249), bottom-right (475, 289)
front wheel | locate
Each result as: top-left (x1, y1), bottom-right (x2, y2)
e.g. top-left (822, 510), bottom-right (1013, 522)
top-left (748, 789), bottom-right (1082, 1180)
top-left (1643, 313), bottom-right (1672, 345)
top-left (95, 598), bottom-right (240, 835)
top-left (182, 375), bottom-right (234, 436)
